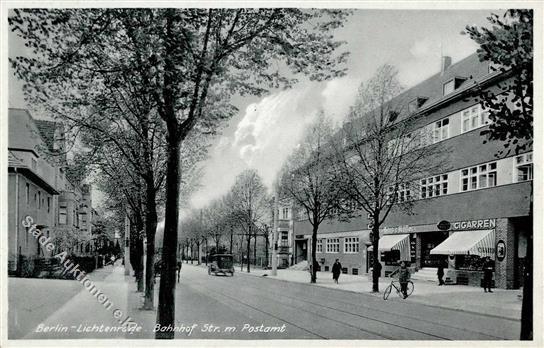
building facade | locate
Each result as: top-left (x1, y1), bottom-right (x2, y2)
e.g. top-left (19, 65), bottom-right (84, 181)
top-left (293, 54), bottom-right (532, 289)
top-left (8, 108), bottom-right (98, 275)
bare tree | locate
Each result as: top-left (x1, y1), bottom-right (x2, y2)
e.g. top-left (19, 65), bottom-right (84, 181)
top-left (280, 112), bottom-right (343, 283)
top-left (332, 65), bottom-right (446, 292)
top-left (228, 170), bottom-right (270, 273)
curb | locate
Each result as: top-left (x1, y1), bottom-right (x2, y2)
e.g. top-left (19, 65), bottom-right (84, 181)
top-left (236, 270), bottom-right (521, 322)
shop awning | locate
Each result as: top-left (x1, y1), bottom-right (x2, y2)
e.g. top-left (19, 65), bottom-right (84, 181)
top-left (368, 234), bottom-right (410, 261)
top-left (430, 229), bottom-right (495, 257)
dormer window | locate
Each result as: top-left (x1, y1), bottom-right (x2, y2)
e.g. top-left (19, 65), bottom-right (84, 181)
top-left (388, 110), bottom-right (399, 122)
top-left (443, 77), bottom-right (467, 96)
top-left (408, 97), bottom-right (428, 114)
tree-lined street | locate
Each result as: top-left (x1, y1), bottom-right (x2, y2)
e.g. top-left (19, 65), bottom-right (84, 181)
top-left (6, 6), bottom-right (534, 344)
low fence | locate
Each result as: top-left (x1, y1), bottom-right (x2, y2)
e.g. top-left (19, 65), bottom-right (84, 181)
top-left (11, 255), bottom-right (105, 280)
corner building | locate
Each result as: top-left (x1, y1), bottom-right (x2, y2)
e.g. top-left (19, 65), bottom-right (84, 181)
top-left (293, 53), bottom-right (532, 289)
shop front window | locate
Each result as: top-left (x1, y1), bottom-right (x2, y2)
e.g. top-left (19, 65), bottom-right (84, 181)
top-left (455, 255), bottom-right (494, 271)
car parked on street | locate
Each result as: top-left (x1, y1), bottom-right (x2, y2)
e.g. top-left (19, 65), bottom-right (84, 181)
top-left (208, 254), bottom-right (234, 276)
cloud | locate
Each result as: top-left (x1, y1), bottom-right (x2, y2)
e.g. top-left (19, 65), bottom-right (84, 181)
top-left (189, 77), bottom-right (361, 209)
top-left (409, 38), bottom-right (439, 59)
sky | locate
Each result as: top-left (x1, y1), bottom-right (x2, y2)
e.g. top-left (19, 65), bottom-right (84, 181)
top-left (187, 9), bottom-right (494, 209)
top-left (8, 9), bottom-right (496, 212)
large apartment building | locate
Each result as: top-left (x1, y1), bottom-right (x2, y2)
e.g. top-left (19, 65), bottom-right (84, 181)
top-left (8, 108), bottom-right (98, 275)
top-left (293, 53), bottom-right (532, 289)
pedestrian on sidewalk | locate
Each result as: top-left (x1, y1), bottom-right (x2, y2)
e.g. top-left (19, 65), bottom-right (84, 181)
top-left (437, 260), bottom-right (446, 286)
top-left (373, 261), bottom-right (382, 284)
top-left (390, 261), bottom-right (410, 299)
top-left (332, 259), bottom-right (342, 284)
top-left (482, 256), bottom-right (494, 293)
top-left (177, 260), bottom-right (182, 283)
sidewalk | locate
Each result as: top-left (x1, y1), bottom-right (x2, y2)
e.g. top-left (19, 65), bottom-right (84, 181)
top-left (16, 262), bottom-right (149, 339)
top-left (238, 267), bottom-right (522, 321)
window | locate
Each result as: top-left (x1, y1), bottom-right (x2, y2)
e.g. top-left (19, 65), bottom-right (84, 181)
top-left (344, 237), bottom-right (359, 253)
top-left (47, 197), bottom-right (51, 213)
top-left (352, 268), bottom-right (359, 275)
top-left (281, 231), bottom-right (288, 247)
top-left (34, 193), bottom-right (37, 206)
top-left (443, 80), bottom-right (455, 95)
top-left (461, 104), bottom-right (490, 133)
top-left (31, 157), bottom-right (37, 171)
top-left (316, 239), bottom-right (323, 253)
top-left (25, 183), bottom-right (30, 205)
top-left (341, 267), bottom-right (348, 274)
top-left (38, 191), bottom-right (41, 209)
top-left (420, 175), bottom-right (448, 198)
top-left (388, 183), bottom-right (412, 203)
top-left (281, 207), bottom-right (289, 220)
top-left (514, 153), bottom-right (533, 182)
top-left (461, 162), bottom-right (497, 191)
top-left (59, 207), bottom-right (67, 224)
top-left (326, 238), bottom-right (340, 253)
top-left (433, 118), bottom-right (450, 143)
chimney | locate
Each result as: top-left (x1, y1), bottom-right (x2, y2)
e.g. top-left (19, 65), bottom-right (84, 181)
top-left (441, 56), bottom-right (452, 75)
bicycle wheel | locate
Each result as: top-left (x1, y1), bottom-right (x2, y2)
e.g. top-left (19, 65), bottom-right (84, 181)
top-left (406, 281), bottom-right (414, 297)
top-left (383, 285), bottom-right (392, 300)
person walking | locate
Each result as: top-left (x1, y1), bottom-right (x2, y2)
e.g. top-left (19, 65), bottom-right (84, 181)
top-left (437, 260), bottom-right (446, 286)
top-left (391, 261), bottom-right (411, 299)
top-left (373, 261), bottom-right (382, 285)
top-left (177, 260), bottom-right (182, 283)
top-left (482, 256), bottom-right (494, 293)
top-left (332, 259), bottom-right (342, 284)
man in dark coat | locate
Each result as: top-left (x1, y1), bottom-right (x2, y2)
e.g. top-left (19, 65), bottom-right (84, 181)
top-left (437, 260), bottom-right (446, 286)
top-left (332, 259), bottom-right (342, 284)
top-left (177, 260), bottom-right (182, 283)
top-left (373, 261), bottom-right (382, 284)
top-left (482, 256), bottom-right (494, 293)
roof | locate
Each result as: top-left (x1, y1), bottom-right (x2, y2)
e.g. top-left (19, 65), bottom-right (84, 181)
top-left (8, 108), bottom-right (45, 155)
top-left (346, 53), bottom-right (492, 131)
top-left (8, 151), bottom-right (26, 168)
top-left (34, 119), bottom-right (59, 152)
top-left (395, 53), bottom-right (490, 117)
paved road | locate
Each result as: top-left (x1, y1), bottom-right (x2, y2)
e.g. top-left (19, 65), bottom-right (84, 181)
top-left (8, 264), bottom-right (120, 339)
top-left (165, 264), bottom-right (520, 340)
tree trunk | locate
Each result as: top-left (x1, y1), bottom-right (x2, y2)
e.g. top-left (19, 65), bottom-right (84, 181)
top-left (196, 241), bottom-right (201, 265)
top-left (310, 223), bottom-right (318, 283)
top-left (246, 234), bottom-right (251, 273)
top-left (264, 231), bottom-right (269, 268)
top-left (253, 231), bottom-right (257, 266)
top-left (205, 239), bottom-right (208, 265)
top-left (143, 180), bottom-right (158, 310)
top-left (371, 218), bottom-right (380, 293)
top-left (156, 137), bottom-right (181, 339)
top-left (230, 226), bottom-right (233, 254)
top-left (132, 213), bottom-right (145, 292)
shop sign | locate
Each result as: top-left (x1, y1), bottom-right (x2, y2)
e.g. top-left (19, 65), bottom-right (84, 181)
top-left (381, 225), bottom-right (413, 235)
top-left (451, 218), bottom-right (496, 231)
top-left (496, 240), bottom-right (506, 261)
top-left (437, 220), bottom-right (451, 231)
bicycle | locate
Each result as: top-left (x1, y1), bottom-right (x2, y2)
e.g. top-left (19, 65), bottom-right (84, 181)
top-left (383, 278), bottom-right (414, 300)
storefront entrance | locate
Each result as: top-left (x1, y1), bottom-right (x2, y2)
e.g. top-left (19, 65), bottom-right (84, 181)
top-left (420, 231), bottom-right (449, 268)
top-left (294, 239), bottom-right (307, 264)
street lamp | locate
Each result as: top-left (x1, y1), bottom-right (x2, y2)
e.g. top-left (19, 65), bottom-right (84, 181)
top-left (271, 180), bottom-right (279, 276)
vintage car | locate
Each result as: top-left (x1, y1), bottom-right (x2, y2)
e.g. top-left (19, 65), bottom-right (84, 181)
top-left (208, 254), bottom-right (234, 276)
